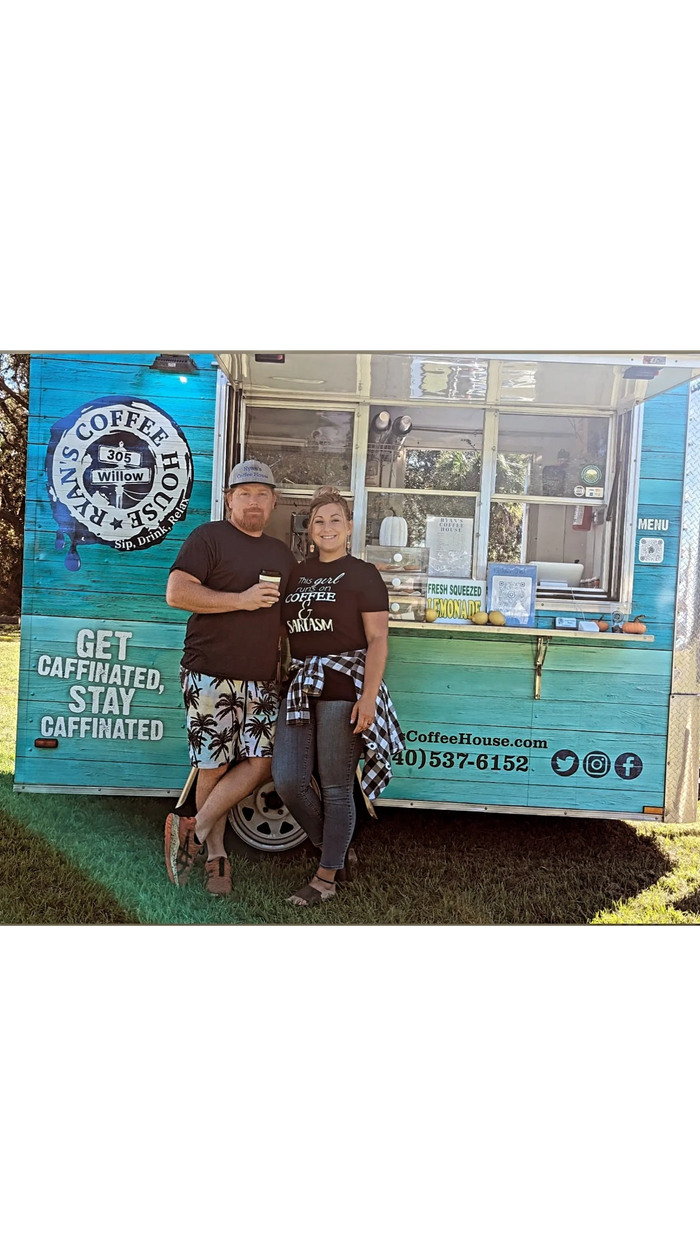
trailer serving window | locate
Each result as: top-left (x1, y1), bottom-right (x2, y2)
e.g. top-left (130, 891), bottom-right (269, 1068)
top-left (232, 372), bottom-right (639, 612)
top-left (360, 403), bottom-right (636, 610)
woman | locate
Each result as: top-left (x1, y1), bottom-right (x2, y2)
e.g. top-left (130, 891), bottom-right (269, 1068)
top-left (272, 487), bottom-right (403, 906)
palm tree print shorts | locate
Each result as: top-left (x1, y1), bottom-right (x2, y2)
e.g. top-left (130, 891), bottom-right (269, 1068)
top-left (180, 667), bottom-right (280, 768)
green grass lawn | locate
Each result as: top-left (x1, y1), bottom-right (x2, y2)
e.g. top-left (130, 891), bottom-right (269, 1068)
top-left (2, 623), bottom-right (700, 924)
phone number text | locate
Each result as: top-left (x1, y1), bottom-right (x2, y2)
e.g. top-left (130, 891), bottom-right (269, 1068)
top-left (395, 749), bottom-right (530, 773)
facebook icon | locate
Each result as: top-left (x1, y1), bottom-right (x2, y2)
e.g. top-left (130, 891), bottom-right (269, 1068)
top-left (614, 752), bottom-right (644, 780)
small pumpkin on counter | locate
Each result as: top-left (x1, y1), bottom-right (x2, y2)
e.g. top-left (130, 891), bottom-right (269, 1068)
top-left (595, 616), bottom-right (609, 632)
top-left (622, 614), bottom-right (647, 634)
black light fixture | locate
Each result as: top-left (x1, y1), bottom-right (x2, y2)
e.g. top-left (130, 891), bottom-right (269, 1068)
top-left (623, 366), bottom-right (659, 380)
top-left (150, 353), bottom-right (198, 374)
top-left (255, 353), bottom-right (285, 364)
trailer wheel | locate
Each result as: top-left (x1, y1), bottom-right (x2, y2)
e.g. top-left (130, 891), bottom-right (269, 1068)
top-left (224, 779), bottom-right (310, 858)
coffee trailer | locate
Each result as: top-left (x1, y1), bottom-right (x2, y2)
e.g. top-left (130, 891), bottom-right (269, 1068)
top-left (14, 351), bottom-right (700, 852)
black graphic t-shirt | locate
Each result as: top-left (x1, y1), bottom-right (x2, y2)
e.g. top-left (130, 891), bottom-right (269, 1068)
top-left (282, 555), bottom-right (389, 700)
top-left (171, 521), bottom-right (296, 681)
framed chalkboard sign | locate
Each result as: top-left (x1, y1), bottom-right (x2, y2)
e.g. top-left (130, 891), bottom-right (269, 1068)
top-left (487, 563), bottom-right (537, 627)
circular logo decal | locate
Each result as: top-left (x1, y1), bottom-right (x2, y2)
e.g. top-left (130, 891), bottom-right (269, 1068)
top-left (582, 750), bottom-right (611, 778)
top-left (551, 749), bottom-right (579, 777)
top-left (45, 395), bottom-right (193, 569)
top-left (580, 464), bottom-right (602, 485)
top-left (614, 752), bottom-right (644, 780)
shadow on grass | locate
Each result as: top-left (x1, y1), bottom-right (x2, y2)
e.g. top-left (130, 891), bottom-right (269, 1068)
top-left (318, 805), bottom-right (672, 925)
top-left (0, 771), bottom-right (673, 924)
top-left (222, 804), bottom-right (672, 925)
top-left (671, 888), bottom-right (700, 916)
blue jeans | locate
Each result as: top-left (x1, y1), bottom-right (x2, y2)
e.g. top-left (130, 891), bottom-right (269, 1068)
top-left (271, 698), bottom-right (364, 871)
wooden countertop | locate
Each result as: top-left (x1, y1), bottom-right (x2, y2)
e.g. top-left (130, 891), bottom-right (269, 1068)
top-left (388, 621), bottom-right (655, 641)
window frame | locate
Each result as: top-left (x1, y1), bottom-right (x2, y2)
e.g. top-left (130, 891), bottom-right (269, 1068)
top-left (238, 394), bottom-right (642, 613)
top-left (240, 397), bottom-right (359, 494)
top-left (489, 407), bottom-right (616, 602)
top-left (358, 404), bottom-right (641, 611)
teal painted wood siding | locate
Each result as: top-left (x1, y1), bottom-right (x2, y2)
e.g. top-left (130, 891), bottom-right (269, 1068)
top-left (16, 353), bottom-right (218, 792)
top-left (382, 630), bottom-right (669, 812)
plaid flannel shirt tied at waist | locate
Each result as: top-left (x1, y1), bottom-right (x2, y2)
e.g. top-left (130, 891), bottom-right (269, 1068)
top-left (285, 650), bottom-right (405, 801)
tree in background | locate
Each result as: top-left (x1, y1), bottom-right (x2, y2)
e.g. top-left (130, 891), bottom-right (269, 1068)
top-left (0, 354), bottom-right (29, 615)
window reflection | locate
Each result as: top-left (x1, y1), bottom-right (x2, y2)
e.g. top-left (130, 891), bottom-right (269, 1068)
top-left (368, 355), bottom-right (488, 402)
top-left (500, 361), bottom-right (618, 406)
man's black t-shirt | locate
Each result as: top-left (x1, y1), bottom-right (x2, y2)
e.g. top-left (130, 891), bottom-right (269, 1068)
top-left (171, 521), bottom-right (296, 681)
top-left (282, 555), bottom-right (389, 700)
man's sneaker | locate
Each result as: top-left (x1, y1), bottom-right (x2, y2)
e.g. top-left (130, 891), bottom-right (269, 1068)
top-left (164, 812), bottom-right (201, 886)
top-left (204, 855), bottom-right (232, 896)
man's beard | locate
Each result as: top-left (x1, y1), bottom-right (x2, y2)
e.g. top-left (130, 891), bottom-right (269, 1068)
top-left (236, 512), bottom-right (265, 533)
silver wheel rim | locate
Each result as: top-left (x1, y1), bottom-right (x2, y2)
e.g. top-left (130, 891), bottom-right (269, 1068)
top-left (228, 779), bottom-right (309, 853)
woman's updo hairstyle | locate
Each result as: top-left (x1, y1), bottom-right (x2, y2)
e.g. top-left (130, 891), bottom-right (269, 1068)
top-left (308, 487), bottom-right (353, 527)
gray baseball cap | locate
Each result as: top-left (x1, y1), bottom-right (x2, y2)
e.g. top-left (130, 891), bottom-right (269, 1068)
top-left (227, 459), bottom-right (276, 489)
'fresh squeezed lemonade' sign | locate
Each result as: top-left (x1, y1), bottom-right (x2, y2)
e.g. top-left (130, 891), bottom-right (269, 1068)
top-left (427, 579), bottom-right (486, 623)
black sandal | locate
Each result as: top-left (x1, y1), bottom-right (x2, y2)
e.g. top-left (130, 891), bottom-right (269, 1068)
top-left (286, 873), bottom-right (338, 906)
